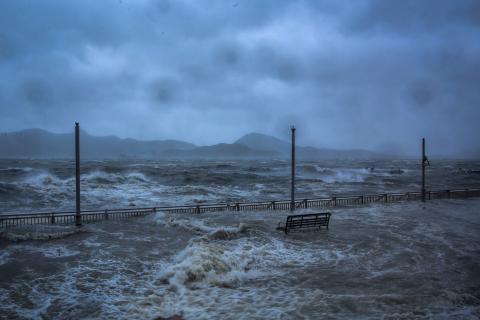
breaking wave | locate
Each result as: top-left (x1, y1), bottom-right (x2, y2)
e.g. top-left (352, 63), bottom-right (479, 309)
top-left (24, 172), bottom-right (66, 187)
top-left (157, 240), bottom-right (260, 290)
top-left (81, 170), bottom-right (151, 185)
top-left (20, 170), bottom-right (151, 188)
top-left (204, 222), bottom-right (251, 240)
top-left (154, 212), bottom-right (251, 239)
top-left (0, 251), bottom-right (9, 266)
top-left (2, 159), bottom-right (479, 213)
top-left (317, 168), bottom-right (369, 183)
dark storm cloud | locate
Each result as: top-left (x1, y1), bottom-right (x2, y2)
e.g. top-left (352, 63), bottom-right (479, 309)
top-left (407, 80), bottom-right (434, 108)
top-left (0, 33), bottom-right (16, 61)
top-left (149, 77), bottom-right (180, 105)
top-left (0, 0), bottom-right (479, 156)
top-left (345, 0), bottom-right (480, 34)
top-left (18, 78), bottom-right (55, 106)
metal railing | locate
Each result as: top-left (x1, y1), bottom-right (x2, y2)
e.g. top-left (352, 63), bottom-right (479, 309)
top-left (1, 188), bottom-right (479, 228)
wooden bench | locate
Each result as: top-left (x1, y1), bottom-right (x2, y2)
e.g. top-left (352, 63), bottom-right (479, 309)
top-left (284, 212), bottom-right (331, 234)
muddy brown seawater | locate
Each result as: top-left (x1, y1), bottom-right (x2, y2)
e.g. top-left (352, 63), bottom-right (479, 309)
top-left (0, 199), bottom-right (479, 319)
top-left (1, 160), bottom-right (480, 319)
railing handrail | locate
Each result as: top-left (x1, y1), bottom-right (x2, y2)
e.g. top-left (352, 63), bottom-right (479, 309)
top-left (1, 188), bottom-right (479, 219)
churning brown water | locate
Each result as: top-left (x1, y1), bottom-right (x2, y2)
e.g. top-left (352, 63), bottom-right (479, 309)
top-left (1, 160), bottom-right (480, 319)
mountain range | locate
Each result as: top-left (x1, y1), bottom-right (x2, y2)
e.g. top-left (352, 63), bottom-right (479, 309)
top-left (0, 128), bottom-right (383, 159)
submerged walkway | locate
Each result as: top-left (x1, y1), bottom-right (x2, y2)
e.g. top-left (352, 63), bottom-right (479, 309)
top-left (1, 188), bottom-right (479, 228)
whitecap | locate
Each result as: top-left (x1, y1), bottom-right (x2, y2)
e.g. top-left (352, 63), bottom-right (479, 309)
top-left (0, 251), bottom-right (10, 265)
top-left (37, 244), bottom-right (80, 258)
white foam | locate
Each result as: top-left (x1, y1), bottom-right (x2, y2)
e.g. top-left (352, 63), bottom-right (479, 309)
top-left (12, 244), bottom-right (80, 258)
top-left (154, 213), bottom-right (220, 234)
top-left (24, 171), bottom-right (65, 187)
top-left (156, 240), bottom-right (265, 293)
top-left (0, 251), bottom-right (10, 265)
top-left (153, 220), bottom-right (353, 302)
top-left (81, 235), bottom-right (102, 247)
top-left (3, 190), bottom-right (479, 319)
top-left (36, 244), bottom-right (80, 258)
top-left (82, 170), bottom-right (118, 183)
top-left (125, 172), bottom-right (149, 182)
top-left (317, 168), bottom-right (368, 183)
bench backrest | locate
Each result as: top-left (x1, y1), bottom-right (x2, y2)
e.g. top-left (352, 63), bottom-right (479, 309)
top-left (285, 212), bottom-right (331, 233)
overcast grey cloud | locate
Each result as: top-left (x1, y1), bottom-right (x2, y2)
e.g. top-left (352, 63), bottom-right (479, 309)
top-left (0, 0), bottom-right (479, 156)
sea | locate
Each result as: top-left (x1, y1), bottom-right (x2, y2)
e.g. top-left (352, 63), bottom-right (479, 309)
top-left (0, 159), bottom-right (479, 319)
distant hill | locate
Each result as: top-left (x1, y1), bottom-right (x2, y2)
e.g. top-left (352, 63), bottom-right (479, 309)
top-left (235, 132), bottom-right (382, 159)
top-left (163, 143), bottom-right (278, 159)
top-left (0, 129), bottom-right (196, 159)
top-left (235, 132), bottom-right (290, 154)
top-left (0, 128), bottom-right (384, 159)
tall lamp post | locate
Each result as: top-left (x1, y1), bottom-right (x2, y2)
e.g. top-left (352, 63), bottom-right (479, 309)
top-left (421, 137), bottom-right (430, 202)
top-left (290, 126), bottom-right (296, 211)
top-left (75, 122), bottom-right (81, 226)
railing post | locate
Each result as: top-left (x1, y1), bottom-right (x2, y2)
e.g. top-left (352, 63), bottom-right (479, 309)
top-left (385, 193), bottom-right (388, 203)
top-left (360, 195), bottom-right (364, 205)
top-left (104, 209), bottom-right (108, 220)
top-left (333, 197), bottom-right (337, 207)
top-left (236, 203), bottom-right (240, 211)
top-left (271, 201), bottom-right (276, 210)
top-left (51, 214), bottom-right (55, 224)
top-left (303, 199), bottom-right (308, 208)
top-left (196, 205), bottom-right (200, 214)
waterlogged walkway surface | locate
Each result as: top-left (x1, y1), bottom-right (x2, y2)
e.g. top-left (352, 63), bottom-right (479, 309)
top-left (1, 199), bottom-right (479, 319)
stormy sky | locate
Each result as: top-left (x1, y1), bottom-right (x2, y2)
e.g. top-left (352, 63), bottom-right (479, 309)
top-left (0, 0), bottom-right (479, 156)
